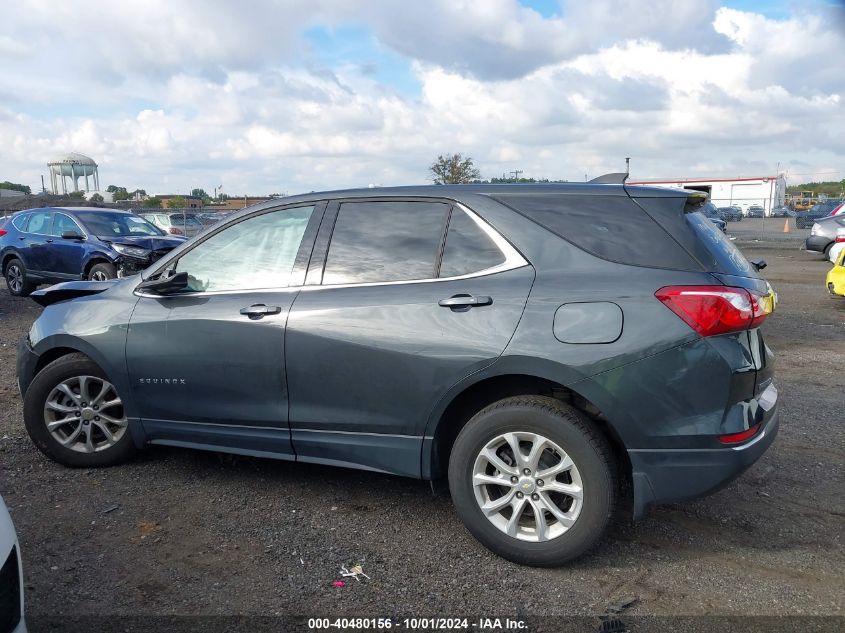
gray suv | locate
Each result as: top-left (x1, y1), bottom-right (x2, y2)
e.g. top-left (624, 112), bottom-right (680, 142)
top-left (16, 184), bottom-right (779, 566)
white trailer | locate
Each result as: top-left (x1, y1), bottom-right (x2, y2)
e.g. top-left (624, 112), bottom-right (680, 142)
top-left (627, 175), bottom-right (787, 216)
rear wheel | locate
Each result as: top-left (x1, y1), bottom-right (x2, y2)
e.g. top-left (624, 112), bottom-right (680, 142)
top-left (23, 353), bottom-right (136, 467)
top-left (448, 396), bottom-right (617, 566)
top-left (88, 262), bottom-right (117, 281)
top-left (4, 258), bottom-right (36, 296)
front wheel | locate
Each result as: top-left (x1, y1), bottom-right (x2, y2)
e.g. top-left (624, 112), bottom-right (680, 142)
top-left (88, 262), bottom-right (117, 281)
top-left (448, 396), bottom-right (617, 566)
top-left (23, 353), bottom-right (137, 467)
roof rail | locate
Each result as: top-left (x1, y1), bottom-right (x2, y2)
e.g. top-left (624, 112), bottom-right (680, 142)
top-left (588, 172), bottom-right (628, 184)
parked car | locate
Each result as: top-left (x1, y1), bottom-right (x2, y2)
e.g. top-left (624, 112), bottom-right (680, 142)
top-left (139, 212), bottom-right (204, 237)
top-left (826, 245), bottom-right (845, 297)
top-left (0, 495), bottom-right (25, 633)
top-left (699, 202), bottom-right (727, 232)
top-left (747, 205), bottom-right (765, 218)
top-left (827, 228), bottom-right (845, 264)
top-left (197, 212), bottom-right (232, 227)
top-left (717, 206), bottom-right (743, 222)
top-left (16, 183), bottom-right (778, 566)
top-left (770, 206), bottom-right (790, 218)
top-left (796, 201), bottom-right (838, 229)
top-left (804, 215), bottom-right (845, 257)
top-left (0, 207), bottom-right (185, 296)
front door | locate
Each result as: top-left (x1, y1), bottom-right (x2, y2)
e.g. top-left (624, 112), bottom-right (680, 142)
top-left (285, 199), bottom-right (534, 476)
top-left (50, 212), bottom-right (87, 279)
top-left (126, 203), bottom-right (323, 457)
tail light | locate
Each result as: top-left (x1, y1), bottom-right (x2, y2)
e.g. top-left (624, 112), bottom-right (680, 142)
top-left (835, 235), bottom-right (845, 244)
top-left (719, 423), bottom-right (761, 444)
top-left (168, 227), bottom-right (184, 235)
top-left (655, 285), bottom-right (774, 336)
top-left (0, 229), bottom-right (7, 237)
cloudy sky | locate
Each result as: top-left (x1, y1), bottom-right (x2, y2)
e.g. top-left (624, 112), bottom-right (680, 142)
top-left (1, 0), bottom-right (843, 196)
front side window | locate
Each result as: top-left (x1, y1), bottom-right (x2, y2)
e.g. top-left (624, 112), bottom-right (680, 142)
top-left (439, 208), bottom-right (506, 278)
top-left (52, 213), bottom-right (83, 236)
top-left (174, 205), bottom-right (314, 292)
top-left (323, 201), bottom-right (449, 285)
top-left (26, 211), bottom-right (52, 234)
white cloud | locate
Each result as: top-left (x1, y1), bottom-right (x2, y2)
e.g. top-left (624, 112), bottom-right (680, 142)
top-left (0, 1), bottom-right (842, 194)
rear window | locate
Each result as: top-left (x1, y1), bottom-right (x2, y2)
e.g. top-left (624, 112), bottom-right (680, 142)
top-left (686, 212), bottom-right (753, 276)
top-left (491, 194), bottom-right (698, 270)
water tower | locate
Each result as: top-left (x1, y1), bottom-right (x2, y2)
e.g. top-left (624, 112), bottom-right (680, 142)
top-left (48, 152), bottom-right (99, 194)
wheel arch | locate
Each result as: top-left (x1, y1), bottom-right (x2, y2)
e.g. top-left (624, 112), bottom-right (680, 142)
top-left (2, 250), bottom-right (24, 273)
top-left (423, 368), bottom-right (631, 491)
top-left (82, 253), bottom-right (117, 278)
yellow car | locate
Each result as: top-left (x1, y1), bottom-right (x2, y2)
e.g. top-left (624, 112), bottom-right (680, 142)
top-left (827, 248), bottom-right (845, 296)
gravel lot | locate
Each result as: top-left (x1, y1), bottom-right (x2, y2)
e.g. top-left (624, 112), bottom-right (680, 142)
top-left (0, 242), bottom-right (842, 627)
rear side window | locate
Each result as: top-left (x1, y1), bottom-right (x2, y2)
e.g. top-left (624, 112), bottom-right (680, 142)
top-left (11, 213), bottom-right (29, 231)
top-left (492, 194), bottom-right (697, 269)
top-left (439, 207), bottom-right (505, 277)
top-left (323, 201), bottom-right (449, 285)
top-left (26, 211), bottom-right (52, 235)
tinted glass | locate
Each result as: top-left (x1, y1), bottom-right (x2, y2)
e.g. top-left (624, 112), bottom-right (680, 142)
top-left (26, 211), bottom-right (52, 234)
top-left (493, 194), bottom-right (697, 269)
top-left (686, 212), bottom-right (754, 276)
top-left (75, 212), bottom-right (163, 237)
top-left (439, 208), bottom-right (505, 277)
top-left (52, 213), bottom-right (82, 236)
top-left (323, 201), bottom-right (449, 284)
top-left (175, 205), bottom-right (314, 292)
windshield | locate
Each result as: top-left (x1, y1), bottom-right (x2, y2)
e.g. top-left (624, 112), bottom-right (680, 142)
top-left (75, 211), bottom-right (164, 237)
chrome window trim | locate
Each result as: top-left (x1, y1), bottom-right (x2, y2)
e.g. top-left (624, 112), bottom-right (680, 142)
top-left (133, 201), bottom-right (529, 299)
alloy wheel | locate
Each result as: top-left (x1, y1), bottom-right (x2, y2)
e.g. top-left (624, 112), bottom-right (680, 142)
top-left (472, 431), bottom-right (583, 542)
top-left (6, 265), bottom-right (22, 293)
top-left (43, 375), bottom-right (128, 453)
top-left (90, 270), bottom-right (109, 281)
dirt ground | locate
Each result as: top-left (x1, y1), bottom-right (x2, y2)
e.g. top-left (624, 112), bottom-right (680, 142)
top-left (0, 241), bottom-right (842, 626)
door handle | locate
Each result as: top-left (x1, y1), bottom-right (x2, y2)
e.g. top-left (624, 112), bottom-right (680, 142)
top-left (438, 294), bottom-right (493, 311)
top-left (239, 304), bottom-right (282, 318)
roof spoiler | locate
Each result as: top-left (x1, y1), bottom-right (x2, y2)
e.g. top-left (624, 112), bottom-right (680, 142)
top-left (588, 173), bottom-right (628, 184)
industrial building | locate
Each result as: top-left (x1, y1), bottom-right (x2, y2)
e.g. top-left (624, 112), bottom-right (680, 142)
top-left (627, 175), bottom-right (787, 215)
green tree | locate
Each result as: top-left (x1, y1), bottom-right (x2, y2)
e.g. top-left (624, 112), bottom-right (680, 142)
top-left (145, 196), bottom-right (162, 208)
top-left (89, 193), bottom-right (104, 204)
top-left (429, 153), bottom-right (481, 184)
top-left (0, 181), bottom-right (31, 194)
top-left (67, 190), bottom-right (85, 199)
top-left (167, 196), bottom-right (187, 209)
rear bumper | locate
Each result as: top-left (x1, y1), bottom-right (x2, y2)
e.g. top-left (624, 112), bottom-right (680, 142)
top-left (805, 235), bottom-right (831, 253)
top-left (628, 393), bottom-right (779, 519)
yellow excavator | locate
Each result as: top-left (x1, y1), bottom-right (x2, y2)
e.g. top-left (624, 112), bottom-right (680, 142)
top-left (789, 190), bottom-right (815, 211)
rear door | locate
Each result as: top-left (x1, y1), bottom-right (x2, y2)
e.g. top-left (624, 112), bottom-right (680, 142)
top-left (285, 198), bottom-right (534, 476)
top-left (19, 210), bottom-right (55, 275)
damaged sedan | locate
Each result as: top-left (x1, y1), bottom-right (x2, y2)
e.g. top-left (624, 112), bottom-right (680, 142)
top-left (1, 207), bottom-right (185, 295)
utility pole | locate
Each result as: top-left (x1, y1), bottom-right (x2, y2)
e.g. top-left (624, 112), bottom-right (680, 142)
top-left (510, 170), bottom-right (523, 181)
top-left (40, 175), bottom-right (46, 193)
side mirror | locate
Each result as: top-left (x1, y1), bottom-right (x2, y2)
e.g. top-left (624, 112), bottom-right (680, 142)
top-left (750, 259), bottom-right (767, 271)
top-left (136, 271), bottom-right (188, 295)
top-left (61, 230), bottom-right (84, 240)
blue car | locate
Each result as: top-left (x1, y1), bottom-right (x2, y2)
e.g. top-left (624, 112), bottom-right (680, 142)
top-left (1, 207), bottom-right (185, 296)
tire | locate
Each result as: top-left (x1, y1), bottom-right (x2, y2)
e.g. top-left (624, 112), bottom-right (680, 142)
top-left (823, 242), bottom-right (832, 258)
top-left (448, 396), bottom-right (617, 567)
top-left (4, 258), bottom-right (36, 296)
top-left (88, 262), bottom-right (117, 281)
top-left (23, 353), bottom-right (137, 467)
